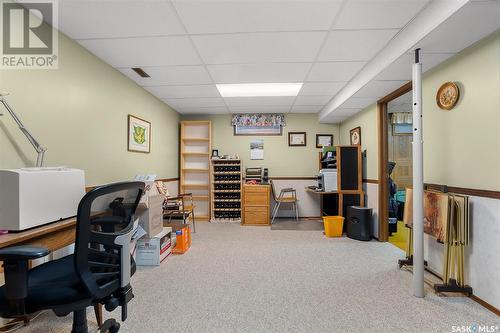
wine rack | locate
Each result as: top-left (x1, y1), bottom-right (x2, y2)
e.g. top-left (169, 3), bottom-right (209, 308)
top-left (210, 159), bottom-right (242, 222)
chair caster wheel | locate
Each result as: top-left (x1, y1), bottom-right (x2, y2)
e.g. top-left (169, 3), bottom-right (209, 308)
top-left (100, 319), bottom-right (120, 333)
top-left (109, 323), bottom-right (120, 333)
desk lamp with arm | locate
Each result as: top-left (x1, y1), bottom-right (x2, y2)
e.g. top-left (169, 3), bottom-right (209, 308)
top-left (0, 93), bottom-right (47, 167)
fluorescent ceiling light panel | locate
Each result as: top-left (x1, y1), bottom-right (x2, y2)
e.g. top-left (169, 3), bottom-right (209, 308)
top-left (216, 83), bottom-right (302, 97)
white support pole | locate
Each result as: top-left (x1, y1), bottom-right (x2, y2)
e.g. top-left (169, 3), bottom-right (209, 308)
top-left (412, 49), bottom-right (424, 298)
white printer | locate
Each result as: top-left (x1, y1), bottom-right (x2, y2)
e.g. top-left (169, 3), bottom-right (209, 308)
top-left (317, 169), bottom-right (338, 192)
top-left (0, 168), bottom-right (85, 231)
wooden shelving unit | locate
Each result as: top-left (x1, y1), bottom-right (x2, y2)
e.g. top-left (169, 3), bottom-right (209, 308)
top-left (180, 121), bottom-right (211, 221)
top-left (210, 159), bottom-right (242, 222)
top-left (337, 145), bottom-right (364, 216)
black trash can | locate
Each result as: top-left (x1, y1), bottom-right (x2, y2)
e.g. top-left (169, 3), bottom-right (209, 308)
top-left (346, 206), bottom-right (373, 241)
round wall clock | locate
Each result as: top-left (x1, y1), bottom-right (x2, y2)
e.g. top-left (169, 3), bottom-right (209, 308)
top-left (436, 82), bottom-right (460, 110)
top-left (350, 126), bottom-right (361, 146)
top-left (351, 132), bottom-right (360, 145)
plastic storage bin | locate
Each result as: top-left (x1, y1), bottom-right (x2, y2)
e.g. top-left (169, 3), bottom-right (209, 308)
top-left (323, 216), bottom-right (345, 237)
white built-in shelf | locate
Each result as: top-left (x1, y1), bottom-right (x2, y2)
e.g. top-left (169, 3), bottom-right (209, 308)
top-left (182, 183), bottom-right (209, 189)
top-left (182, 168), bottom-right (209, 172)
top-left (182, 152), bottom-right (210, 156)
top-left (192, 195), bottom-right (209, 201)
top-left (181, 121), bottom-right (212, 221)
top-left (182, 138), bottom-right (210, 142)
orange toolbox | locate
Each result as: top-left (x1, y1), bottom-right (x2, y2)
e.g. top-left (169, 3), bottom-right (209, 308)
top-left (172, 225), bottom-right (191, 254)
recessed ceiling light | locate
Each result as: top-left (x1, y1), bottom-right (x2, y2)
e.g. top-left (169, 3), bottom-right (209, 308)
top-left (216, 83), bottom-right (303, 97)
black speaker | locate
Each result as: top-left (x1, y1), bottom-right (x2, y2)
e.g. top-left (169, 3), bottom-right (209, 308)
top-left (262, 168), bottom-right (269, 184)
top-left (346, 206), bottom-right (373, 241)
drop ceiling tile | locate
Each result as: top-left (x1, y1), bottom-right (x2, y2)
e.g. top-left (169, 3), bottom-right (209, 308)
top-left (340, 97), bottom-right (374, 109)
top-left (388, 99), bottom-right (413, 113)
top-left (290, 105), bottom-right (324, 113)
top-left (118, 66), bottom-right (212, 87)
top-left (228, 105), bottom-right (292, 113)
top-left (389, 92), bottom-right (413, 108)
top-left (60, 1), bottom-right (184, 39)
top-left (375, 53), bottom-right (455, 81)
top-left (172, 0), bottom-right (343, 34)
top-left (146, 85), bottom-right (220, 99)
top-left (413, 1), bottom-right (500, 53)
top-left (78, 36), bottom-right (201, 67)
top-left (299, 82), bottom-right (346, 96)
top-left (352, 80), bottom-right (408, 98)
top-left (163, 97), bottom-right (226, 109)
top-left (334, 0), bottom-right (429, 29)
top-left (207, 63), bottom-right (311, 84)
top-left (176, 106), bottom-right (229, 115)
top-left (318, 30), bottom-right (398, 61)
top-left (308, 62), bottom-right (366, 82)
top-left (224, 97), bottom-right (296, 107)
top-left (294, 95), bottom-right (332, 106)
top-left (192, 32), bottom-right (327, 64)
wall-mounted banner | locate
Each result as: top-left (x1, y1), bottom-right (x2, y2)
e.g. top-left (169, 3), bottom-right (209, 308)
top-left (1, 0), bottom-right (59, 69)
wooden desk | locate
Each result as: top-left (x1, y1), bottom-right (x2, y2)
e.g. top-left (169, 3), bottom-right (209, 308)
top-left (0, 218), bottom-right (103, 327)
top-left (0, 217), bottom-right (77, 251)
top-left (305, 187), bottom-right (364, 216)
top-left (304, 188), bottom-right (338, 195)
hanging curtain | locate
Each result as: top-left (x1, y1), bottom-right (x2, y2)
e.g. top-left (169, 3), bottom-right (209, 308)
top-left (231, 113), bottom-right (286, 127)
top-left (391, 112), bottom-right (412, 124)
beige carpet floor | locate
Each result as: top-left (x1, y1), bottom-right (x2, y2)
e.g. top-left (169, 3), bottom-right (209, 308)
top-left (270, 218), bottom-right (324, 231)
top-left (10, 222), bottom-right (499, 333)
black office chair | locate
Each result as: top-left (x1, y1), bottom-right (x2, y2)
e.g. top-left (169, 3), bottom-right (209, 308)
top-left (0, 181), bottom-right (144, 333)
top-left (388, 161), bottom-right (398, 234)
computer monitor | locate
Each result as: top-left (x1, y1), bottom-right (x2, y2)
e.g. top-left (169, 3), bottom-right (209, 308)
top-left (321, 146), bottom-right (336, 160)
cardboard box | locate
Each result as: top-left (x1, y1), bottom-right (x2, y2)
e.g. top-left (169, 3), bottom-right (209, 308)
top-left (135, 174), bottom-right (159, 208)
top-left (136, 227), bottom-right (172, 266)
top-left (131, 220), bottom-right (147, 262)
top-left (137, 194), bottom-right (164, 237)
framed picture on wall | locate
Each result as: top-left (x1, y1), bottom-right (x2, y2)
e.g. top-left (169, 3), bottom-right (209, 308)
top-left (288, 132), bottom-right (307, 146)
top-left (128, 114), bottom-right (151, 153)
top-left (316, 134), bottom-right (333, 148)
top-left (350, 127), bottom-right (361, 146)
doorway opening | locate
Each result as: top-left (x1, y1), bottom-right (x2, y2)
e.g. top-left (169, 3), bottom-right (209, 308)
top-left (386, 91), bottom-right (413, 250)
top-left (377, 82), bottom-right (412, 243)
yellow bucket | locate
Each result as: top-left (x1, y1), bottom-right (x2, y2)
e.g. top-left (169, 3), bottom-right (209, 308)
top-left (323, 216), bottom-right (344, 237)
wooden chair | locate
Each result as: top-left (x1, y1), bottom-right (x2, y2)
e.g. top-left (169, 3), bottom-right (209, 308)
top-left (155, 181), bottom-right (196, 232)
top-left (270, 180), bottom-right (298, 224)
top-left (163, 193), bottom-right (196, 233)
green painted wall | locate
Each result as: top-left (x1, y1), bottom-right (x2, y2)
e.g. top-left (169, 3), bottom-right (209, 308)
top-left (421, 32), bottom-right (499, 191)
top-left (182, 114), bottom-right (339, 177)
top-left (339, 104), bottom-right (378, 180)
top-left (339, 31), bottom-right (500, 191)
top-left (0, 32), bottom-right (180, 186)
